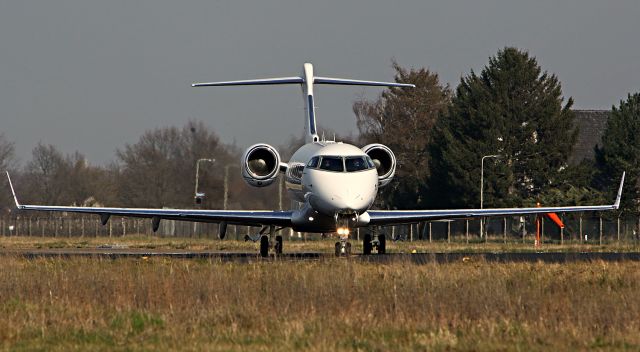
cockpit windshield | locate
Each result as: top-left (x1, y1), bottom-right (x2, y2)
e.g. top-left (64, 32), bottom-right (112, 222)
top-left (319, 156), bottom-right (344, 172)
top-left (308, 155), bottom-right (375, 173)
top-left (345, 156), bottom-right (368, 172)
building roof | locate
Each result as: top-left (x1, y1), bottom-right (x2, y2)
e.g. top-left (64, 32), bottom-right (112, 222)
top-left (570, 110), bottom-right (610, 164)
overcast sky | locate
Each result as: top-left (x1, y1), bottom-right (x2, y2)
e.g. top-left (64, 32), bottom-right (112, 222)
top-left (1, 0), bottom-right (638, 165)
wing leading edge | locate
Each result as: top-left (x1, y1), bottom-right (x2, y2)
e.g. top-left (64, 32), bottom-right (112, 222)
top-left (367, 172), bottom-right (625, 226)
top-left (6, 172), bottom-right (292, 228)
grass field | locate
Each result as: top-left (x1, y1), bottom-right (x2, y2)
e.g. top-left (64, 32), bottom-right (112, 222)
top-left (0, 252), bottom-right (639, 351)
top-left (1, 235), bottom-right (640, 254)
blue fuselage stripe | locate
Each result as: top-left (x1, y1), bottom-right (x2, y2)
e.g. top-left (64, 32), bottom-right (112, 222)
top-left (308, 95), bottom-right (316, 135)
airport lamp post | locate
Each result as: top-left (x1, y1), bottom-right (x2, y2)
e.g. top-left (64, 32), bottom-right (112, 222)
top-left (194, 158), bottom-right (215, 205)
top-left (480, 154), bottom-right (500, 240)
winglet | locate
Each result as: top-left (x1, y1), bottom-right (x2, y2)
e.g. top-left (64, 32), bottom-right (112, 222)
top-left (5, 171), bottom-right (21, 209)
top-left (614, 171), bottom-right (625, 209)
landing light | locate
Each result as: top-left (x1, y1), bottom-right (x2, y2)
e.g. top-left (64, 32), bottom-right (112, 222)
top-left (337, 227), bottom-right (350, 235)
top-left (308, 216), bottom-right (314, 221)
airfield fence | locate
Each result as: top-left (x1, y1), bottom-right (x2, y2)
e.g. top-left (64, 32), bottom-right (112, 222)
top-left (1, 212), bottom-right (639, 245)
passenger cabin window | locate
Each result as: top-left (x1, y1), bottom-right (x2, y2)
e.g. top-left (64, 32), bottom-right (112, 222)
top-left (345, 156), bottom-right (369, 172)
top-left (307, 156), bottom-right (320, 168)
top-left (319, 156), bottom-right (344, 172)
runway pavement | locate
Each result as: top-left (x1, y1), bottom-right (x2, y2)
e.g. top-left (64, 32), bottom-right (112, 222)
top-left (2, 248), bottom-right (640, 263)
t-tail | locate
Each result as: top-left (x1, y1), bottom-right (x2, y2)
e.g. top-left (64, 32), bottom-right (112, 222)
top-left (192, 63), bottom-right (415, 143)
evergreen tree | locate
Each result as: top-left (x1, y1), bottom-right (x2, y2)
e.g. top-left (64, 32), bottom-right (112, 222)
top-left (594, 93), bottom-right (640, 214)
top-left (428, 47), bottom-right (577, 208)
top-left (353, 62), bottom-right (450, 209)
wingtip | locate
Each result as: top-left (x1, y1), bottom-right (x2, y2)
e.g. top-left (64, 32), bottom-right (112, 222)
top-left (5, 171), bottom-right (21, 208)
top-left (614, 171), bottom-right (625, 209)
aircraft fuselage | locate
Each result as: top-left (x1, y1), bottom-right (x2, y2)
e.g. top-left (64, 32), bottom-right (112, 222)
top-left (286, 142), bottom-right (378, 232)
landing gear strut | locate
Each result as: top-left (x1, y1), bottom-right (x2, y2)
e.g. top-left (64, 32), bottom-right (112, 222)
top-left (274, 235), bottom-right (283, 255)
top-left (377, 234), bottom-right (386, 254)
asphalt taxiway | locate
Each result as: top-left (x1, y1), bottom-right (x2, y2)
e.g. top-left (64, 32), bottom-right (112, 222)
top-left (2, 248), bottom-right (640, 263)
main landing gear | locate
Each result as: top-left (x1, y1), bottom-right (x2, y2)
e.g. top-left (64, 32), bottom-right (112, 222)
top-left (258, 234), bottom-right (283, 257)
top-left (245, 225), bottom-right (283, 258)
top-left (363, 232), bottom-right (386, 255)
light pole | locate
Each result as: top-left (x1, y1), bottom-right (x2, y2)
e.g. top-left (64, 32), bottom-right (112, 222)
top-left (194, 158), bottom-right (215, 205)
top-left (480, 154), bottom-right (500, 240)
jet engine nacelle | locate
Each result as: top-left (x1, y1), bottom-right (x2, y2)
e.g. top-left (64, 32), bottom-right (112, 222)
top-left (362, 143), bottom-right (396, 187)
top-left (242, 143), bottom-right (281, 187)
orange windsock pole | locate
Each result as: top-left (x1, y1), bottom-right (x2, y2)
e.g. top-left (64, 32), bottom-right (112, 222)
top-left (534, 202), bottom-right (564, 248)
top-left (535, 202), bottom-right (541, 247)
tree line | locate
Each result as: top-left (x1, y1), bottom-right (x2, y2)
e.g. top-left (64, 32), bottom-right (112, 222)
top-left (1, 47), bottom-right (639, 216)
top-left (356, 47), bottom-right (638, 215)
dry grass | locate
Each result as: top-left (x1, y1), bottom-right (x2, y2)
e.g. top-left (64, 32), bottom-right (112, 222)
top-left (0, 256), bottom-right (639, 351)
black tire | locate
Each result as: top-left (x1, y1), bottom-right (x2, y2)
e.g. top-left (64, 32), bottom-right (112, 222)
top-left (335, 242), bottom-right (341, 257)
top-left (363, 234), bottom-right (372, 255)
top-left (378, 234), bottom-right (386, 254)
top-left (274, 235), bottom-right (283, 254)
top-left (345, 242), bottom-right (352, 255)
top-left (260, 235), bottom-right (269, 257)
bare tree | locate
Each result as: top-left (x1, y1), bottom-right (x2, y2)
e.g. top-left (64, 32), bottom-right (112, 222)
top-left (116, 121), bottom-right (233, 208)
top-left (22, 143), bottom-right (69, 204)
top-left (0, 133), bottom-right (17, 211)
top-left (353, 62), bottom-right (451, 208)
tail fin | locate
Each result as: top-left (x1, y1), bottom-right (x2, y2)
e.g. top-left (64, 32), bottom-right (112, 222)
top-left (192, 63), bottom-right (415, 143)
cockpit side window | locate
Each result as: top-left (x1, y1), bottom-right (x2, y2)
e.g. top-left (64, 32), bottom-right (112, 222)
top-left (345, 156), bottom-right (369, 172)
top-left (364, 156), bottom-right (376, 169)
top-left (319, 156), bottom-right (344, 172)
top-left (306, 156), bottom-right (320, 168)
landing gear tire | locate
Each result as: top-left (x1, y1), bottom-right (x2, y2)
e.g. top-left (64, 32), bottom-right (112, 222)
top-left (335, 242), bottom-right (341, 256)
top-left (363, 234), bottom-right (372, 255)
top-left (260, 235), bottom-right (269, 257)
top-left (378, 234), bottom-right (386, 254)
top-left (345, 242), bottom-right (352, 255)
top-left (274, 235), bottom-right (283, 255)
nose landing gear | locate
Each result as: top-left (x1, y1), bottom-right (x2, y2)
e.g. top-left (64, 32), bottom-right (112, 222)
top-left (334, 229), bottom-right (352, 256)
top-left (335, 240), bottom-right (352, 256)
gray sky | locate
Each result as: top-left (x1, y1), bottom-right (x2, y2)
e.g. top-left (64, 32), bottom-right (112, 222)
top-left (1, 0), bottom-right (638, 165)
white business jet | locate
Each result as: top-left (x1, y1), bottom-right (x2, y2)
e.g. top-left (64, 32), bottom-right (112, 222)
top-left (6, 63), bottom-right (625, 256)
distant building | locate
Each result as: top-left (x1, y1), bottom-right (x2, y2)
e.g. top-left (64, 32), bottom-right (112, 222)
top-left (570, 110), bottom-right (610, 164)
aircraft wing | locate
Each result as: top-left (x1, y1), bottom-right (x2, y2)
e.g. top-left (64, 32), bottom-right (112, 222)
top-left (6, 172), bottom-right (292, 228)
top-left (367, 172), bottom-right (625, 226)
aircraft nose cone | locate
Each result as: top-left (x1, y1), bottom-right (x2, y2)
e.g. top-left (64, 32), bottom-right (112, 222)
top-left (331, 191), bottom-right (366, 212)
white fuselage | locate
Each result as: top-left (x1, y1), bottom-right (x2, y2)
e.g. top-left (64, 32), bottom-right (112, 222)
top-left (286, 142), bottom-right (378, 232)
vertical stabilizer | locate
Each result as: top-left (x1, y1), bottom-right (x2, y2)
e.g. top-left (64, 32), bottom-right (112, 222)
top-left (302, 63), bottom-right (318, 142)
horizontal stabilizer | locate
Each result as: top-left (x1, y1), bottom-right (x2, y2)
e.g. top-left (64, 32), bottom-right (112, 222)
top-left (314, 76), bottom-right (415, 88)
top-left (192, 77), bottom-right (303, 87)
